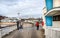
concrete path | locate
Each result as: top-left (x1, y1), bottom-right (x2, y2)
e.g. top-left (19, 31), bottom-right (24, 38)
top-left (3, 27), bottom-right (45, 38)
top-left (2, 23), bottom-right (45, 38)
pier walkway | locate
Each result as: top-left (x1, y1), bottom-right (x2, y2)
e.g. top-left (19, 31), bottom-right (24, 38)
top-left (2, 26), bottom-right (45, 38)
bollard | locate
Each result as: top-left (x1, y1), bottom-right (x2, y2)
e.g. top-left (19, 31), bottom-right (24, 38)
top-left (40, 29), bottom-right (45, 38)
top-left (40, 29), bottom-right (45, 35)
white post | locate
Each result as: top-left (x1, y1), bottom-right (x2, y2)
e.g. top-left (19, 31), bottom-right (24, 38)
top-left (17, 13), bottom-right (20, 20)
top-left (0, 29), bottom-right (1, 38)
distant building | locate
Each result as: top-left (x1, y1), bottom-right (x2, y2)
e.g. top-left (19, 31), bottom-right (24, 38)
top-left (0, 15), bottom-right (7, 20)
top-left (22, 18), bottom-right (42, 24)
top-left (1, 17), bottom-right (17, 23)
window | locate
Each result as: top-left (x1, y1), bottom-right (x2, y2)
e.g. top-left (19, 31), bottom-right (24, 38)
top-left (53, 15), bottom-right (60, 21)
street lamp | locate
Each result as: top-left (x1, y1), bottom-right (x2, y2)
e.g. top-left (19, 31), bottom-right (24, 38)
top-left (17, 13), bottom-right (20, 19)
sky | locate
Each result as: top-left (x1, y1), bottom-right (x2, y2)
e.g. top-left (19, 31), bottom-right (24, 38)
top-left (0, 0), bottom-right (44, 18)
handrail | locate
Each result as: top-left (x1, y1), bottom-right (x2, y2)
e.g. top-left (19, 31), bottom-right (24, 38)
top-left (0, 22), bottom-right (17, 29)
top-left (1, 25), bottom-right (17, 29)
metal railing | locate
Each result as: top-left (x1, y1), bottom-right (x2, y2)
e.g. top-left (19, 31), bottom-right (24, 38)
top-left (0, 24), bottom-right (17, 38)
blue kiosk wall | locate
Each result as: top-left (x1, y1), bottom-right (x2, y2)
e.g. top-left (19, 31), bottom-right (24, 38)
top-left (45, 16), bottom-right (53, 26)
top-left (45, 0), bottom-right (53, 11)
top-left (45, 0), bottom-right (53, 26)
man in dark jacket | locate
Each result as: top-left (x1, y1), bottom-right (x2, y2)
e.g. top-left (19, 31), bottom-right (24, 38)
top-left (17, 21), bottom-right (19, 30)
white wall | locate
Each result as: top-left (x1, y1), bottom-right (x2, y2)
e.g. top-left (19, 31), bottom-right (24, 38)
top-left (45, 28), bottom-right (60, 38)
top-left (0, 29), bottom-right (1, 38)
top-left (53, 21), bottom-right (60, 28)
top-left (45, 21), bottom-right (60, 38)
top-left (53, 0), bottom-right (60, 8)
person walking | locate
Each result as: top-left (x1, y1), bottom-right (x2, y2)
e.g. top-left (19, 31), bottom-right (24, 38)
top-left (17, 21), bottom-right (19, 30)
top-left (36, 22), bottom-right (39, 30)
top-left (42, 21), bottom-right (44, 27)
top-left (20, 22), bottom-right (23, 29)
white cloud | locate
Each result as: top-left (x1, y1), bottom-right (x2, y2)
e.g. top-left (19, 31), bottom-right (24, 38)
top-left (0, 0), bottom-right (44, 18)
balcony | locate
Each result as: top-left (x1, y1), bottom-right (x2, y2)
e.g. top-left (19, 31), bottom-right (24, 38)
top-left (43, 7), bottom-right (47, 15)
top-left (45, 8), bottom-right (60, 16)
top-left (44, 0), bottom-right (60, 16)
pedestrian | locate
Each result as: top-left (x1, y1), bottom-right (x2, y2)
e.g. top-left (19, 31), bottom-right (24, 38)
top-left (17, 21), bottom-right (19, 30)
top-left (36, 22), bottom-right (39, 30)
top-left (42, 21), bottom-right (44, 27)
top-left (20, 22), bottom-right (23, 29)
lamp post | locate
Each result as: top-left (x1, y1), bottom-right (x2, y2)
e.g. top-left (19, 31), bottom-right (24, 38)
top-left (17, 13), bottom-right (20, 20)
top-left (16, 13), bottom-right (20, 30)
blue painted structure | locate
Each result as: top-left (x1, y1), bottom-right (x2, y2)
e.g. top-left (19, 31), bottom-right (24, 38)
top-left (45, 0), bottom-right (53, 26)
top-left (45, 0), bottom-right (53, 11)
top-left (45, 16), bottom-right (53, 26)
